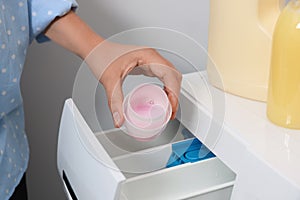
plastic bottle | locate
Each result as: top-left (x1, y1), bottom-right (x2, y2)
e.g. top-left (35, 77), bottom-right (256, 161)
top-left (207, 0), bottom-right (282, 102)
top-left (267, 0), bottom-right (300, 129)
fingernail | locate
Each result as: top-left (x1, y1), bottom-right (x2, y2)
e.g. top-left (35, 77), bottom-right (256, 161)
top-left (113, 112), bottom-right (121, 127)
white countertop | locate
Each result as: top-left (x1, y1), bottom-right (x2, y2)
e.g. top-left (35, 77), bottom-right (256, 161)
top-left (179, 72), bottom-right (300, 200)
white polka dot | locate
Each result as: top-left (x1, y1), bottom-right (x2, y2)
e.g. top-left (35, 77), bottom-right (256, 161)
top-left (17, 40), bottom-right (21, 45)
top-left (13, 148), bottom-right (16, 153)
top-left (10, 98), bottom-right (15, 103)
top-left (5, 189), bottom-right (9, 194)
top-left (3, 124), bottom-right (7, 129)
top-left (1, 68), bottom-right (7, 73)
top-left (16, 111), bottom-right (20, 116)
top-left (11, 16), bottom-right (15, 21)
top-left (32, 12), bottom-right (37, 17)
top-left (11, 54), bottom-right (16, 59)
top-left (36, 27), bottom-right (41, 31)
top-left (19, 2), bottom-right (24, 7)
top-left (48, 10), bottom-right (53, 15)
top-left (20, 167), bottom-right (23, 171)
top-left (21, 26), bottom-right (26, 31)
top-left (7, 143), bottom-right (10, 148)
top-left (13, 133), bottom-right (16, 138)
top-left (12, 78), bottom-right (17, 82)
top-left (2, 5), bottom-right (5, 10)
top-left (15, 125), bottom-right (18, 129)
top-left (1, 44), bottom-right (5, 49)
top-left (21, 153), bottom-right (24, 158)
top-left (2, 91), bottom-right (7, 96)
top-left (1, 112), bottom-right (5, 117)
top-left (7, 30), bottom-right (11, 35)
top-left (0, 149), bottom-right (3, 155)
top-left (7, 173), bottom-right (11, 178)
top-left (8, 158), bottom-right (12, 163)
top-left (14, 164), bottom-right (17, 168)
top-left (0, 19), bottom-right (2, 24)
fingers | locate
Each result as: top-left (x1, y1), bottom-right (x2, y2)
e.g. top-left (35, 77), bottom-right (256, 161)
top-left (164, 73), bottom-right (182, 119)
top-left (164, 86), bottom-right (179, 120)
top-left (130, 51), bottom-right (182, 115)
top-left (104, 79), bottom-right (125, 128)
top-left (100, 46), bottom-right (182, 127)
top-left (147, 63), bottom-right (182, 120)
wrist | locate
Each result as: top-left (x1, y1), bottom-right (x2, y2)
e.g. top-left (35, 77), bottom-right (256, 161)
top-left (78, 33), bottom-right (103, 59)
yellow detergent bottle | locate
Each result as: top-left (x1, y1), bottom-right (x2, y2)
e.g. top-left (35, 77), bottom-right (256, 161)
top-left (207, 0), bottom-right (283, 101)
top-left (267, 0), bottom-right (300, 129)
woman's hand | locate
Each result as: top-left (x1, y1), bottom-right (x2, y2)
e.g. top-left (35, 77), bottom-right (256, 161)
top-left (87, 42), bottom-right (182, 127)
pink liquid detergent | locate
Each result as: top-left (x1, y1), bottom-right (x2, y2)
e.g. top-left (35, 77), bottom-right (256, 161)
top-left (123, 83), bottom-right (172, 141)
top-left (132, 99), bottom-right (165, 119)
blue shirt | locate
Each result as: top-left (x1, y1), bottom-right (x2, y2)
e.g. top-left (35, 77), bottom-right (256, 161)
top-left (0, 0), bottom-right (77, 199)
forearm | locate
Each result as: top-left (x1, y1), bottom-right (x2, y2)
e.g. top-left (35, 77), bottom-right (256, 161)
top-left (44, 11), bottom-right (103, 59)
top-left (43, 10), bottom-right (181, 127)
top-left (44, 11), bottom-right (126, 79)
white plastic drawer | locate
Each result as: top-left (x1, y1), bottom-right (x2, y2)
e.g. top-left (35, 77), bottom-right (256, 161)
top-left (118, 158), bottom-right (234, 200)
top-left (96, 128), bottom-right (235, 200)
top-left (57, 99), bottom-right (236, 200)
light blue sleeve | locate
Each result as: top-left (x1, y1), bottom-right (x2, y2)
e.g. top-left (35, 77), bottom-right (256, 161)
top-left (28, 0), bottom-right (78, 42)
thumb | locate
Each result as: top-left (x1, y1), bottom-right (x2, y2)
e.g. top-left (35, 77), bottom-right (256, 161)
top-left (105, 80), bottom-right (124, 128)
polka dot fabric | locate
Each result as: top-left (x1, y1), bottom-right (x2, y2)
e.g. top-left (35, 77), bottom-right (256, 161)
top-left (0, 108), bottom-right (29, 199)
top-left (0, 0), bottom-right (77, 199)
top-left (28, 0), bottom-right (78, 42)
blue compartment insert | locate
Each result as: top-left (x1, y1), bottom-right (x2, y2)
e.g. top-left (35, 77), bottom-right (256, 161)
top-left (166, 137), bottom-right (215, 168)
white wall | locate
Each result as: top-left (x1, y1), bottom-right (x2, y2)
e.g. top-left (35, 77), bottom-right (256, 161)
top-left (21, 0), bottom-right (210, 199)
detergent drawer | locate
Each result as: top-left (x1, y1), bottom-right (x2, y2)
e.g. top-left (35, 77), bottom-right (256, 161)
top-left (57, 99), bottom-right (236, 200)
top-left (118, 157), bottom-right (235, 200)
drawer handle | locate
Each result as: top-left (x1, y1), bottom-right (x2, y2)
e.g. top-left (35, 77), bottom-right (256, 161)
top-left (63, 170), bottom-right (78, 200)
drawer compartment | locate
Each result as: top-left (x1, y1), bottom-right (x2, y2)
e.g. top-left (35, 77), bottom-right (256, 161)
top-left (119, 158), bottom-right (235, 200)
top-left (95, 127), bottom-right (235, 200)
top-left (57, 99), bottom-right (236, 200)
